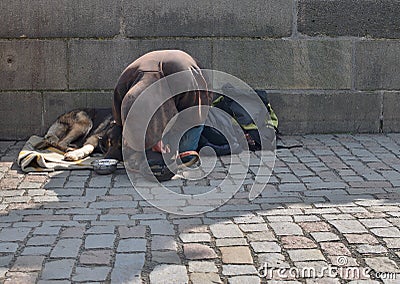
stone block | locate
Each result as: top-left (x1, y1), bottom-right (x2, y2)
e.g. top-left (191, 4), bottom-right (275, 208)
top-left (79, 250), bottom-right (113, 265)
top-left (220, 246), bottom-right (253, 264)
top-left (298, 0), bottom-right (400, 38)
top-left (0, 91), bottom-right (113, 139)
top-left (42, 91), bottom-right (112, 131)
top-left (123, 0), bottom-right (292, 37)
top-left (383, 92), bottom-right (400, 132)
top-left (68, 39), bottom-right (212, 90)
top-left (111, 253), bottom-right (144, 283)
top-left (0, 92), bottom-right (42, 139)
top-left (212, 39), bottom-right (352, 89)
top-left (0, 40), bottom-right (67, 90)
top-left (50, 239), bottom-right (82, 258)
top-left (0, 0), bottom-right (120, 38)
top-left (355, 40), bottom-right (400, 90)
top-left (72, 267), bottom-right (110, 282)
top-left (149, 265), bottom-right (188, 284)
top-left (268, 91), bottom-right (382, 134)
top-left (68, 40), bottom-right (138, 90)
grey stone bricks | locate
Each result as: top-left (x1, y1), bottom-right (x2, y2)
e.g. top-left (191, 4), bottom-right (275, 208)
top-left (85, 234), bottom-right (115, 249)
top-left (123, 0), bottom-right (293, 37)
top-left (111, 253), bottom-right (145, 283)
top-left (68, 39), bottom-right (213, 90)
top-left (1, 0), bottom-right (400, 138)
top-left (0, 40), bottom-right (67, 90)
top-left (0, 134), bottom-right (399, 282)
top-left (50, 239), bottom-right (82, 258)
top-left (72, 267), bottom-right (110, 282)
top-left (68, 40), bottom-right (138, 90)
top-left (355, 40), bottom-right (400, 90)
top-left (298, 0), bottom-right (400, 38)
top-left (383, 92), bottom-right (400, 132)
top-left (41, 259), bottom-right (75, 280)
top-left (0, 94), bottom-right (42, 139)
top-left (0, 0), bottom-right (120, 38)
top-left (42, 92), bottom-right (112, 130)
top-left (0, 227), bottom-right (30, 242)
top-left (268, 91), bottom-right (382, 134)
top-left (149, 265), bottom-right (188, 284)
top-left (212, 39), bottom-right (352, 90)
top-left (117, 238), bottom-right (147, 252)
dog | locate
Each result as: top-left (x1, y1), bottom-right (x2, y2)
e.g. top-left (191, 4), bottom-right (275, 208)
top-left (37, 108), bottom-right (122, 161)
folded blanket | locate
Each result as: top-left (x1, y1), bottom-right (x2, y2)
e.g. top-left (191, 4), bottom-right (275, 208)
top-left (17, 135), bottom-right (112, 173)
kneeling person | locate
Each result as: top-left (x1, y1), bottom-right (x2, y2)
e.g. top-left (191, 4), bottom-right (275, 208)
top-left (110, 50), bottom-right (212, 181)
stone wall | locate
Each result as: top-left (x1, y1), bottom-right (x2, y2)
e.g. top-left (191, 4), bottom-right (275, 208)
top-left (1, 0), bottom-right (399, 139)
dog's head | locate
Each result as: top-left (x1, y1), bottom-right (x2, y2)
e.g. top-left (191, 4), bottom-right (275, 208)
top-left (100, 121), bottom-right (123, 161)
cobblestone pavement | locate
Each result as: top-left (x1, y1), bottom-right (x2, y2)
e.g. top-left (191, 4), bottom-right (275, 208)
top-left (0, 134), bottom-right (399, 284)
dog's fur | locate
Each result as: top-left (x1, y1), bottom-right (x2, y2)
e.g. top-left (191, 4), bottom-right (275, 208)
top-left (37, 108), bottom-right (122, 161)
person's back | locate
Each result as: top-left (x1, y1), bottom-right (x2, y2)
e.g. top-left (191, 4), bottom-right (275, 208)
top-left (110, 49), bottom-right (211, 181)
top-left (131, 50), bottom-right (200, 74)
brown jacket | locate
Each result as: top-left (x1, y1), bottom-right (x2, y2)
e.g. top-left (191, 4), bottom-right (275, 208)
top-left (113, 50), bottom-right (212, 151)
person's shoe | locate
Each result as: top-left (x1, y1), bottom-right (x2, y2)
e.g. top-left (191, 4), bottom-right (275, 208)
top-left (142, 150), bottom-right (175, 182)
top-left (127, 150), bottom-right (200, 182)
top-left (177, 150), bottom-right (200, 168)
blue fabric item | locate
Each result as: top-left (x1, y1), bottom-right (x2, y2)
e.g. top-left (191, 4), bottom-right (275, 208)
top-left (179, 125), bottom-right (204, 152)
top-left (178, 125), bottom-right (204, 163)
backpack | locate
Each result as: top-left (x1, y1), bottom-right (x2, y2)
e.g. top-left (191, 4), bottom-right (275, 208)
top-left (198, 83), bottom-right (278, 155)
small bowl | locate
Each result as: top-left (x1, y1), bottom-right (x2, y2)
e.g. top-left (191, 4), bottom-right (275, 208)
top-left (92, 159), bottom-right (118, 175)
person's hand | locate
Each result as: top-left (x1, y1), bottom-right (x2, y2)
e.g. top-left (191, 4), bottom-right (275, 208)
top-left (151, 140), bottom-right (170, 154)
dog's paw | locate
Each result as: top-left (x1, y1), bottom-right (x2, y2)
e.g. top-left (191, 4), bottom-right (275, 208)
top-left (64, 149), bottom-right (84, 161)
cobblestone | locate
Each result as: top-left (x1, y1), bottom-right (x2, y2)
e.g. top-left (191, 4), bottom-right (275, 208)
top-left (210, 224), bottom-right (244, 238)
top-left (320, 242), bottom-right (351, 256)
top-left (356, 244), bottom-right (388, 254)
top-left (11, 256), bottom-right (45, 272)
top-left (0, 227), bottom-right (30, 241)
top-left (281, 236), bottom-right (317, 249)
top-left (0, 242), bottom-right (18, 253)
top-left (287, 249), bottom-right (326, 262)
top-left (251, 241), bottom-right (282, 253)
top-left (41, 259), bottom-right (75, 280)
top-left (220, 246), bottom-right (253, 264)
top-left (111, 253), bottom-right (144, 283)
top-left (50, 238), bottom-right (82, 258)
top-left (117, 238), bottom-right (147, 252)
top-left (21, 246), bottom-right (52, 255)
top-left (222, 264), bottom-right (258, 276)
top-left (184, 243), bottom-right (217, 260)
top-left (216, 238), bottom-right (248, 247)
top-left (85, 234), bottom-right (115, 249)
top-left (149, 265), bottom-right (188, 284)
top-left (79, 250), bottom-right (113, 265)
top-left (152, 251), bottom-right (181, 264)
top-left (329, 220), bottom-right (368, 233)
top-left (190, 272), bottom-right (222, 283)
top-left (188, 261), bottom-right (218, 273)
top-left (0, 134), bottom-right (399, 282)
top-left (151, 235), bottom-right (177, 251)
top-left (269, 222), bottom-right (303, 235)
top-left (371, 227), bottom-right (400, 238)
top-left (180, 233), bottom-right (211, 243)
top-left (364, 257), bottom-right (400, 273)
top-left (72, 266), bottom-right (110, 282)
top-left (4, 272), bottom-right (38, 283)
